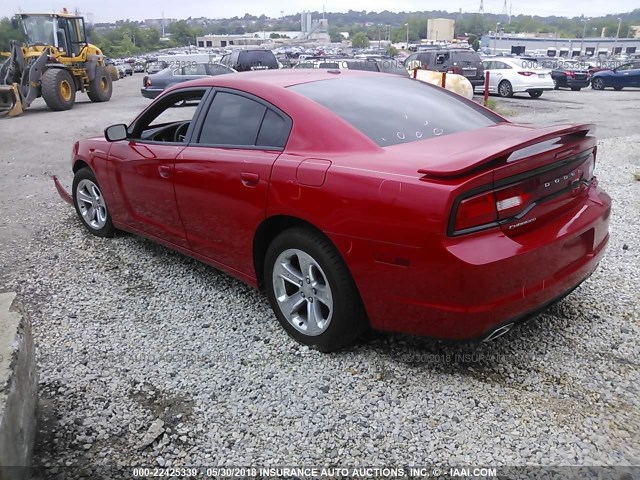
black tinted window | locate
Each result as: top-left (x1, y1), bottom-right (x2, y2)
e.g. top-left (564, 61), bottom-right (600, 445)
top-left (256, 110), bottom-right (289, 148)
top-left (455, 51), bottom-right (481, 64)
top-left (290, 76), bottom-right (501, 147)
top-left (345, 61), bottom-right (379, 72)
top-left (199, 92), bottom-right (266, 146)
top-left (236, 51), bottom-right (278, 70)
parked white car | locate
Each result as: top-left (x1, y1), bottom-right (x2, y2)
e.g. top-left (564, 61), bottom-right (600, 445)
top-left (479, 57), bottom-right (554, 98)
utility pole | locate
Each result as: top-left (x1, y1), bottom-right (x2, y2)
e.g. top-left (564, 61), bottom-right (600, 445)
top-left (494, 22), bottom-right (500, 54)
top-left (580, 16), bottom-right (587, 59)
top-left (405, 23), bottom-right (409, 49)
top-left (613, 18), bottom-right (622, 57)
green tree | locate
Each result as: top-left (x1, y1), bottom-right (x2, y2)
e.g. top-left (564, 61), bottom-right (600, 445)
top-left (329, 26), bottom-right (344, 43)
top-left (169, 20), bottom-right (202, 46)
top-left (0, 16), bottom-right (25, 51)
top-left (351, 31), bottom-right (370, 48)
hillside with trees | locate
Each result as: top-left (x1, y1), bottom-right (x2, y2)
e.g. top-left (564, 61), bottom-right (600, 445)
top-left (1, 8), bottom-right (638, 55)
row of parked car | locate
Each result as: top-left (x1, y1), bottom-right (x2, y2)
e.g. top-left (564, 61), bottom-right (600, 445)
top-left (137, 47), bottom-right (640, 101)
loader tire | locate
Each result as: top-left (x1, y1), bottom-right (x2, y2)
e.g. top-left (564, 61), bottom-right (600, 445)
top-left (41, 68), bottom-right (76, 111)
top-left (88, 66), bottom-right (113, 102)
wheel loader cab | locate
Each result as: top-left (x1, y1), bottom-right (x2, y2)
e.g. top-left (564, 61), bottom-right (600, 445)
top-left (20, 13), bottom-right (87, 57)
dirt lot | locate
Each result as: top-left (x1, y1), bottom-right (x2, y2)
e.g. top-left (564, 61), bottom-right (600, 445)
top-left (0, 76), bottom-right (639, 476)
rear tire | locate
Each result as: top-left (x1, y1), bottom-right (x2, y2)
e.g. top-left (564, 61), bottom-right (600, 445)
top-left (571, 87), bottom-right (582, 91)
top-left (264, 227), bottom-right (368, 352)
top-left (88, 66), bottom-right (113, 102)
top-left (41, 68), bottom-right (76, 111)
top-left (498, 80), bottom-right (513, 98)
top-left (528, 90), bottom-right (543, 98)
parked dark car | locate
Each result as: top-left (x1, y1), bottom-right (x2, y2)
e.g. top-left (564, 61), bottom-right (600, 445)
top-left (294, 57), bottom-right (408, 76)
top-left (220, 49), bottom-right (279, 72)
top-left (141, 63), bottom-right (236, 99)
top-left (133, 62), bottom-right (146, 73)
top-left (591, 62), bottom-right (640, 90)
top-left (403, 49), bottom-right (485, 87)
top-left (550, 61), bottom-right (591, 90)
top-left (146, 61), bottom-right (168, 74)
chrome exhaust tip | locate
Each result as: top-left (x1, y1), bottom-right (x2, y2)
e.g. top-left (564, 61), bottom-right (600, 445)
top-left (483, 323), bottom-right (514, 342)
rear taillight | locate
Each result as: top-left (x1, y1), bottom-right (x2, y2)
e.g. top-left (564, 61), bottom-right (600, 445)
top-left (453, 181), bottom-right (535, 235)
top-left (451, 153), bottom-right (595, 236)
top-left (494, 178), bottom-right (536, 220)
top-left (447, 67), bottom-right (461, 74)
top-left (144, 77), bottom-right (151, 87)
top-left (453, 191), bottom-right (498, 233)
top-left (565, 71), bottom-right (576, 77)
top-left (517, 71), bottom-right (534, 76)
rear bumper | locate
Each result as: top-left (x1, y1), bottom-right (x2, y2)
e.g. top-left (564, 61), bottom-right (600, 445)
top-left (341, 184), bottom-right (611, 340)
top-left (140, 88), bottom-right (163, 99)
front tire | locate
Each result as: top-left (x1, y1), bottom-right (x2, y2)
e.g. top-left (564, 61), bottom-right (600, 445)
top-left (88, 66), bottom-right (113, 102)
top-left (571, 87), bottom-right (582, 91)
top-left (498, 80), bottom-right (513, 98)
top-left (614, 86), bottom-right (623, 91)
top-left (72, 167), bottom-right (115, 238)
top-left (264, 228), bottom-right (367, 352)
top-left (592, 78), bottom-right (605, 90)
top-left (41, 68), bottom-right (76, 111)
top-left (528, 90), bottom-right (543, 98)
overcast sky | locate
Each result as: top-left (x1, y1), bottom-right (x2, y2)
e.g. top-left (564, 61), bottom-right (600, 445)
top-left (1, 0), bottom-right (637, 23)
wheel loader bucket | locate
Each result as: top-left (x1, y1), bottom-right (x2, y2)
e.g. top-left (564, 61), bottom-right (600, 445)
top-left (0, 84), bottom-right (23, 118)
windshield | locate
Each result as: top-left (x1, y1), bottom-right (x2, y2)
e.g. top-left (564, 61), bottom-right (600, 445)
top-left (22, 15), bottom-right (56, 45)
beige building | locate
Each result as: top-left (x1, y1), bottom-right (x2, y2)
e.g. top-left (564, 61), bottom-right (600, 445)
top-left (427, 18), bottom-right (455, 41)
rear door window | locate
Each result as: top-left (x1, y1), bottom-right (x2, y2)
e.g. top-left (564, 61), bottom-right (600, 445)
top-left (197, 91), bottom-right (290, 149)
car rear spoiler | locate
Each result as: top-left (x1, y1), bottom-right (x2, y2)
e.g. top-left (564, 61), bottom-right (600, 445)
top-left (417, 123), bottom-right (596, 178)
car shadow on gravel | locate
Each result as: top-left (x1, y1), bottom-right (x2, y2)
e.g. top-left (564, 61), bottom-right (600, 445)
top-left (352, 297), bottom-right (594, 384)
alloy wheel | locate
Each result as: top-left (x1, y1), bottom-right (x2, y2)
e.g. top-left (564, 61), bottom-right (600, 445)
top-left (76, 179), bottom-right (108, 230)
top-left (271, 248), bottom-right (333, 336)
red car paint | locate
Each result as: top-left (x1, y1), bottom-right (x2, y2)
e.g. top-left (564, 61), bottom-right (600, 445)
top-left (58, 70), bottom-right (611, 340)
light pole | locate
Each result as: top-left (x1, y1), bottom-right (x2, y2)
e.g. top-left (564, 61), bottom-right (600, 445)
top-left (494, 22), bottom-right (500, 54)
top-left (405, 23), bottom-right (409, 49)
top-left (579, 16), bottom-right (587, 59)
top-left (613, 18), bottom-right (622, 58)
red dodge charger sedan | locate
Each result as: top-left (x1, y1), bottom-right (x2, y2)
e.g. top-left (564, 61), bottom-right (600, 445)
top-left (54, 70), bottom-right (611, 351)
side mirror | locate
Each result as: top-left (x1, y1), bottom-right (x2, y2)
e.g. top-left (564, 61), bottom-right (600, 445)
top-left (104, 124), bottom-right (128, 142)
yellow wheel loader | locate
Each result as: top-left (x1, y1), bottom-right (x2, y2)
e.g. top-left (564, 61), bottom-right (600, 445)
top-left (0, 11), bottom-right (119, 117)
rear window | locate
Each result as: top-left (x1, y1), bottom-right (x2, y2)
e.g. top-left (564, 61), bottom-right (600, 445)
top-left (237, 51), bottom-right (278, 69)
top-left (455, 51), bottom-right (481, 64)
top-left (289, 76), bottom-right (501, 147)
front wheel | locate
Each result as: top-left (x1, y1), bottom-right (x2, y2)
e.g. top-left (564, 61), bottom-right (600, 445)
top-left (72, 167), bottom-right (116, 238)
top-left (41, 68), bottom-right (76, 111)
top-left (591, 78), bottom-right (605, 90)
top-left (498, 80), bottom-right (513, 98)
top-left (528, 90), bottom-right (543, 98)
top-left (88, 66), bottom-right (113, 102)
top-left (614, 86), bottom-right (623, 91)
top-left (571, 87), bottom-right (582, 91)
top-left (264, 228), bottom-right (368, 352)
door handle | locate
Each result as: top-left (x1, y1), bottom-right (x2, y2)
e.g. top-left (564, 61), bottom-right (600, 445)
top-left (241, 172), bottom-right (260, 186)
top-left (158, 165), bottom-right (171, 179)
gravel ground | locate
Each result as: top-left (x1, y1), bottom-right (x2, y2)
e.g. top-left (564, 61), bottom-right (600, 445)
top-left (0, 80), bottom-right (639, 478)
